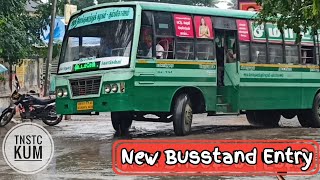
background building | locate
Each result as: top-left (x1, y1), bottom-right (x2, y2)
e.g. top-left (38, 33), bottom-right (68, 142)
top-left (238, 0), bottom-right (261, 11)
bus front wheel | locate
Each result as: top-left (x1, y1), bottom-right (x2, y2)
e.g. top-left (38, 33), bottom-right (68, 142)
top-left (298, 93), bottom-right (320, 128)
top-left (111, 112), bottom-right (133, 134)
top-left (173, 94), bottom-right (193, 136)
top-left (246, 110), bottom-right (280, 127)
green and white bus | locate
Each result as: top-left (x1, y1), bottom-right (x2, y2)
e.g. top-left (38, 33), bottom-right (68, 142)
top-left (56, 1), bottom-right (320, 136)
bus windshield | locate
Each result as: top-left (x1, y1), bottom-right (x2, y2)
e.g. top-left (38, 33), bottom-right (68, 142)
top-left (58, 7), bottom-right (134, 74)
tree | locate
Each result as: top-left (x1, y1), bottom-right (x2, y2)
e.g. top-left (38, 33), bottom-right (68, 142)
top-left (256, 0), bottom-right (320, 40)
top-left (0, 0), bottom-right (41, 90)
top-left (0, 0), bottom-right (37, 64)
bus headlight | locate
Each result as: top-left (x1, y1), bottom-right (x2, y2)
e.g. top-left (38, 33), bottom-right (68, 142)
top-left (120, 82), bottom-right (125, 93)
top-left (57, 89), bottom-right (63, 97)
top-left (105, 84), bottom-right (111, 93)
top-left (63, 89), bottom-right (68, 97)
top-left (111, 84), bottom-right (118, 92)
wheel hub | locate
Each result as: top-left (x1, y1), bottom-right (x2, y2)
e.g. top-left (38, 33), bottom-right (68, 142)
top-left (184, 104), bottom-right (193, 126)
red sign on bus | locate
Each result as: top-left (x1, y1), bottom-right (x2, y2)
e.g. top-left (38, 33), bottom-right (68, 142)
top-left (173, 14), bottom-right (194, 38)
top-left (237, 19), bottom-right (250, 42)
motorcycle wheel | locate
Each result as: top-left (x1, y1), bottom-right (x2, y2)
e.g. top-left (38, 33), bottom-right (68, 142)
top-left (42, 107), bottom-right (63, 126)
top-left (0, 111), bottom-right (14, 127)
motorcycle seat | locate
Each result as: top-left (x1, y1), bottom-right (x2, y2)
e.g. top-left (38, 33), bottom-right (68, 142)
top-left (31, 96), bottom-right (55, 105)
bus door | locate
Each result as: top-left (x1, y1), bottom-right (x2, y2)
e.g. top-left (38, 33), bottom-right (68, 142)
top-left (214, 29), bottom-right (240, 113)
top-left (215, 30), bottom-right (239, 85)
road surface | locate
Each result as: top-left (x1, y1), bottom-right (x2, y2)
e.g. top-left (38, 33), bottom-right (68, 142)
top-left (0, 114), bottom-right (319, 180)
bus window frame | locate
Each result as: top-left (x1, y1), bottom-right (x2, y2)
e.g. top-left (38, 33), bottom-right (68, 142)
top-left (250, 42), bottom-right (268, 64)
top-left (236, 19), bottom-right (252, 63)
top-left (172, 13), bottom-right (195, 60)
top-left (57, 5), bottom-right (136, 75)
top-left (152, 11), bottom-right (177, 59)
top-left (268, 43), bottom-right (284, 64)
top-left (213, 17), bottom-right (239, 64)
top-left (193, 14), bottom-right (215, 61)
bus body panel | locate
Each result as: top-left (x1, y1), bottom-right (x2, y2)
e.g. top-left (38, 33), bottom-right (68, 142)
top-left (55, 2), bottom-right (320, 118)
top-left (238, 64), bottom-right (320, 110)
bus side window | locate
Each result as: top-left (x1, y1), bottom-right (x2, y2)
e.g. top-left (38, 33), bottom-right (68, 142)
top-left (154, 12), bottom-right (175, 59)
top-left (154, 12), bottom-right (174, 36)
top-left (196, 40), bottom-right (214, 60)
top-left (239, 43), bottom-right (249, 63)
top-left (157, 38), bottom-right (174, 59)
top-left (176, 39), bottom-right (194, 60)
top-left (301, 46), bottom-right (314, 64)
top-left (285, 46), bottom-right (299, 64)
top-left (251, 43), bottom-right (267, 64)
top-left (138, 11), bottom-right (153, 58)
top-left (269, 44), bottom-right (283, 64)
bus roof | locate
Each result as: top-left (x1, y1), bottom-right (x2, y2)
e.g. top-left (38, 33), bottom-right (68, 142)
top-left (75, 1), bottom-right (257, 20)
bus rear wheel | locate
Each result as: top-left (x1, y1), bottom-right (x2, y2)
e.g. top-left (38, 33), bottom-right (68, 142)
top-left (246, 110), bottom-right (281, 127)
top-left (173, 94), bottom-right (193, 136)
top-left (298, 93), bottom-right (320, 128)
top-left (111, 112), bottom-right (133, 134)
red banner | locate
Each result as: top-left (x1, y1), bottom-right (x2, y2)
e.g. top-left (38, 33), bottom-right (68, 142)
top-left (113, 140), bottom-right (319, 176)
top-left (173, 14), bottom-right (194, 38)
top-left (237, 19), bottom-right (250, 42)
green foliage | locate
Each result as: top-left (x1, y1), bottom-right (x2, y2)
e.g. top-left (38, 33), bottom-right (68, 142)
top-left (0, 0), bottom-right (39, 64)
top-left (256, 0), bottom-right (320, 42)
top-left (0, 74), bottom-right (6, 83)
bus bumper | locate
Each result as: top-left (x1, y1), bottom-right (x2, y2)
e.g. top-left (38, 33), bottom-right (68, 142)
top-left (55, 94), bottom-right (133, 115)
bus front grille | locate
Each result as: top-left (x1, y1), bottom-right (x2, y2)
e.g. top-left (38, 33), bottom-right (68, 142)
top-left (70, 77), bottom-right (101, 97)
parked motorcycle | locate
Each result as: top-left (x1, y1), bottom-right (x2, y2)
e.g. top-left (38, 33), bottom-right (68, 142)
top-left (0, 76), bottom-right (62, 127)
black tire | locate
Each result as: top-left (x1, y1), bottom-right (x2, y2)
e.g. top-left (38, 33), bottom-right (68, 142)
top-left (42, 107), bottom-right (63, 126)
top-left (246, 110), bottom-right (280, 127)
top-left (297, 111), bottom-right (312, 127)
top-left (298, 93), bottom-right (320, 128)
top-left (42, 116), bottom-right (63, 126)
top-left (173, 94), bottom-right (193, 136)
top-left (0, 111), bottom-right (14, 127)
top-left (111, 112), bottom-right (133, 133)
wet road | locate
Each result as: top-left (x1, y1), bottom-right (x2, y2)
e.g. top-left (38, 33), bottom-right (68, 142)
top-left (0, 114), bottom-right (319, 180)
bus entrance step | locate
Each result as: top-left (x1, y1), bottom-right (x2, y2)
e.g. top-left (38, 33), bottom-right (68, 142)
top-left (207, 112), bottom-right (239, 116)
top-left (216, 103), bottom-right (231, 113)
top-left (217, 95), bottom-right (224, 104)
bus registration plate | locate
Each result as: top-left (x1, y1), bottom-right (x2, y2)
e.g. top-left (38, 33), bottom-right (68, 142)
top-left (77, 101), bottom-right (93, 111)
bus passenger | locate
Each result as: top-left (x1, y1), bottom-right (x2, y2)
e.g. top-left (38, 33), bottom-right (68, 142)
top-left (138, 27), bottom-right (153, 57)
top-left (148, 43), bottom-right (165, 59)
top-left (226, 41), bottom-right (237, 63)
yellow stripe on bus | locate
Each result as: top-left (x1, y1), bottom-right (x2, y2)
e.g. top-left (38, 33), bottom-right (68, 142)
top-left (240, 63), bottom-right (320, 69)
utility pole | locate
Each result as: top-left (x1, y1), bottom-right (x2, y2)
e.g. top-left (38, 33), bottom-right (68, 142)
top-left (44, 0), bottom-right (57, 97)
